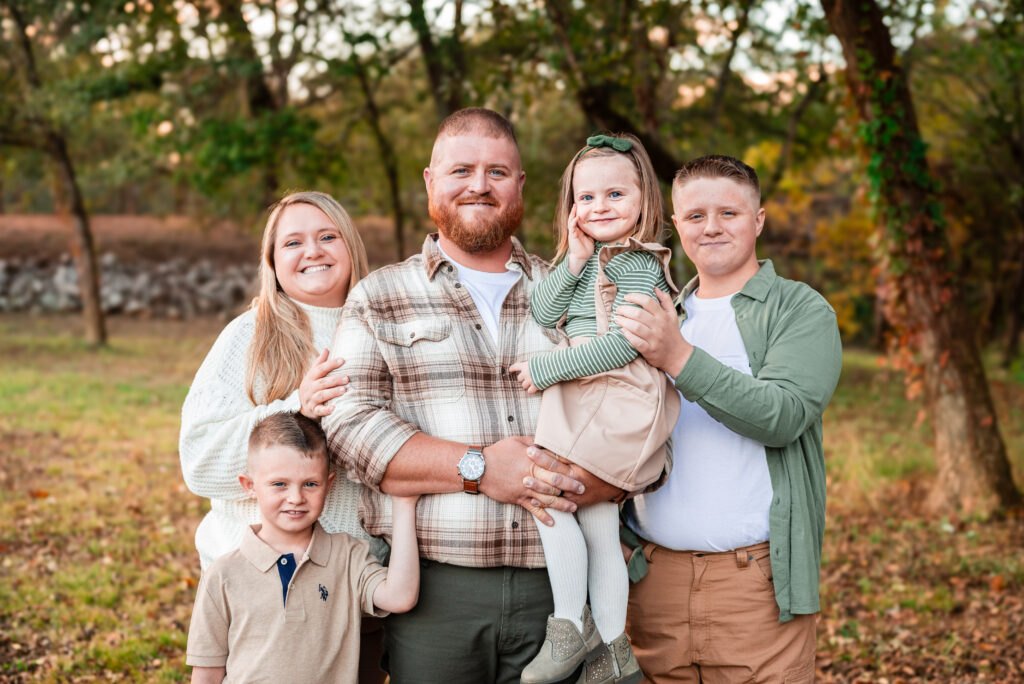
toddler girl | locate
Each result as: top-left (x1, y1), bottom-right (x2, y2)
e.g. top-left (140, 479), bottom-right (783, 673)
top-left (510, 134), bottom-right (680, 684)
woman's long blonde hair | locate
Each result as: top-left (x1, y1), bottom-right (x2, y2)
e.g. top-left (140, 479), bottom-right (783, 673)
top-left (553, 133), bottom-right (663, 263)
top-left (245, 191), bottom-right (370, 404)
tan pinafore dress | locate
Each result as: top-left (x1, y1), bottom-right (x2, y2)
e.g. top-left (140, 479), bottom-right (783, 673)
top-left (533, 238), bottom-right (681, 492)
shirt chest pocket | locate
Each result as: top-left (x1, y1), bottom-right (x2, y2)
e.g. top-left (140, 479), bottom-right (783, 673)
top-left (375, 319), bottom-right (467, 405)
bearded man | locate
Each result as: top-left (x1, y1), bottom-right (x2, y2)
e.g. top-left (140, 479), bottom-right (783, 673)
top-left (323, 108), bottom-right (615, 683)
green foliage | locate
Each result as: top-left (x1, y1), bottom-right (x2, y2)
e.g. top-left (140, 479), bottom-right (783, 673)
top-left (185, 109), bottom-right (318, 194)
top-left (0, 0), bottom-right (1021, 351)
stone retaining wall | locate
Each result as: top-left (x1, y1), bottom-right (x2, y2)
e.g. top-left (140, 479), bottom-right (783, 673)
top-left (0, 253), bottom-right (256, 318)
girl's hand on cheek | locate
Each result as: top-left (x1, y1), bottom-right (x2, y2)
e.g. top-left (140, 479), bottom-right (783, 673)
top-left (567, 205), bottom-right (594, 276)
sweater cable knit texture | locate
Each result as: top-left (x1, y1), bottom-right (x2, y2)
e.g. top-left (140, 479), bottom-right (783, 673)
top-left (180, 300), bottom-right (368, 569)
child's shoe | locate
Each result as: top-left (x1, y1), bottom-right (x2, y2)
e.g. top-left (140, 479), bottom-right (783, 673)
top-left (521, 605), bottom-right (603, 684)
top-left (574, 632), bottom-right (641, 684)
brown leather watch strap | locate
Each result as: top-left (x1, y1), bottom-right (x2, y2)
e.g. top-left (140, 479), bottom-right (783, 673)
top-left (459, 445), bottom-right (484, 495)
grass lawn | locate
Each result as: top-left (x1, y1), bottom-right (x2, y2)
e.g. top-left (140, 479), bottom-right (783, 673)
top-left (1, 314), bottom-right (1021, 682)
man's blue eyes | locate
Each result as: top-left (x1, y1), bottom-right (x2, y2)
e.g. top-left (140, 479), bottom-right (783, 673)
top-left (453, 168), bottom-right (506, 176)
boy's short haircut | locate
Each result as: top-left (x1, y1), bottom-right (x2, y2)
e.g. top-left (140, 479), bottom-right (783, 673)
top-left (673, 154), bottom-right (761, 204)
top-left (248, 412), bottom-right (328, 463)
top-left (437, 107), bottom-right (518, 147)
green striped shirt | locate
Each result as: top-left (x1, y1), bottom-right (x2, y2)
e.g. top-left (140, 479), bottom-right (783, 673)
top-left (528, 245), bottom-right (670, 390)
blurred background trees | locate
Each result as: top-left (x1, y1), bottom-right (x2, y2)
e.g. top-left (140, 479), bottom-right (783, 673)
top-left (1, 0), bottom-right (1020, 512)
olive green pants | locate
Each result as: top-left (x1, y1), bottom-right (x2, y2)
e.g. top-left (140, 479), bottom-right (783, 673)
top-left (383, 560), bottom-right (577, 684)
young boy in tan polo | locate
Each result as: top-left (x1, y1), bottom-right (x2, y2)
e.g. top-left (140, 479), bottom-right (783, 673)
top-left (185, 412), bottom-right (419, 683)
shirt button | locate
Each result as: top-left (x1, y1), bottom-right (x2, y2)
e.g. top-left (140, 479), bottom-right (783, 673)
top-left (512, 521), bottom-right (519, 529)
top-left (500, 367), bottom-right (507, 374)
top-left (409, 332), bottom-right (415, 339)
top-left (455, 282), bottom-right (462, 288)
top-left (280, 558), bottom-right (288, 566)
top-left (507, 415), bottom-right (515, 423)
top-left (475, 324), bottom-right (482, 330)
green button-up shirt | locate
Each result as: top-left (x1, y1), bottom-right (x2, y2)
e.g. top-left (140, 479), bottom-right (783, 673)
top-left (664, 260), bottom-right (842, 622)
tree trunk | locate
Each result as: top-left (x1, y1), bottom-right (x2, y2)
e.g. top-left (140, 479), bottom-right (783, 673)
top-left (408, 0), bottom-right (463, 122)
top-left (352, 55), bottom-right (406, 262)
top-left (763, 68), bottom-right (826, 201)
top-left (822, 0), bottom-right (1019, 514)
top-left (48, 131), bottom-right (107, 347)
top-left (6, 0), bottom-right (105, 345)
top-left (1003, 236), bottom-right (1024, 366)
top-left (543, 1), bottom-right (681, 184)
top-left (707, 0), bottom-right (752, 147)
top-left (221, 0), bottom-right (280, 208)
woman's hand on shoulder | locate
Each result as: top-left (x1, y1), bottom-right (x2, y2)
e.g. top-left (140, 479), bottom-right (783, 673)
top-left (298, 349), bottom-right (349, 419)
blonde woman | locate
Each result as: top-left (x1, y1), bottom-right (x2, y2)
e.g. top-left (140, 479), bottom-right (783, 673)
top-left (180, 191), bottom-right (385, 680)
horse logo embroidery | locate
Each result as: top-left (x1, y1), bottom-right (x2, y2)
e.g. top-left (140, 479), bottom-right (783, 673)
top-left (319, 584), bottom-right (329, 602)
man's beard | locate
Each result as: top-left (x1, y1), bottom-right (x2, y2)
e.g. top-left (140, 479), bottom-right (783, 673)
top-left (429, 194), bottom-right (524, 254)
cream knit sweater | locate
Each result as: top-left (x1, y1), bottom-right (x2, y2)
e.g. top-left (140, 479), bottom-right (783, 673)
top-left (179, 301), bottom-right (367, 569)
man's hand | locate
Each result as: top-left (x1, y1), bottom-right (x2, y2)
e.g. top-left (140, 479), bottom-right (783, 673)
top-left (523, 446), bottom-right (621, 508)
top-left (615, 289), bottom-right (692, 378)
top-left (508, 361), bottom-right (538, 394)
top-left (479, 437), bottom-right (582, 525)
top-left (299, 349), bottom-right (349, 419)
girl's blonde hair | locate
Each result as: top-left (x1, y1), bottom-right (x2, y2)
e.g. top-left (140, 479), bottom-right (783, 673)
top-left (553, 133), bottom-right (664, 263)
top-left (245, 191), bottom-right (370, 404)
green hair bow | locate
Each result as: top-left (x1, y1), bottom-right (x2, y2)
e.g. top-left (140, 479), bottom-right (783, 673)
top-left (585, 134), bottom-right (633, 153)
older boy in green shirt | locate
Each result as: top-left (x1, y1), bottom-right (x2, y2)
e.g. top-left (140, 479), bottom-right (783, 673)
top-left (611, 155), bottom-right (842, 683)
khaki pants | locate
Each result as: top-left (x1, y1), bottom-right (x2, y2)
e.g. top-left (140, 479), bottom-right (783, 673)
top-left (626, 541), bottom-right (816, 683)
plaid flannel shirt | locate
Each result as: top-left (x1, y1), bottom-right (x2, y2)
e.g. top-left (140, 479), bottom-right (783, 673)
top-left (323, 234), bottom-right (558, 568)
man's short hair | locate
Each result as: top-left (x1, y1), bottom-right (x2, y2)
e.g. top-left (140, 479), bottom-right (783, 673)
top-left (437, 107), bottom-right (518, 147)
top-left (673, 154), bottom-right (760, 204)
top-left (248, 412), bottom-right (328, 463)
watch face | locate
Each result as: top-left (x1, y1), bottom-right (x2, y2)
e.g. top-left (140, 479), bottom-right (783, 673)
top-left (459, 452), bottom-right (485, 480)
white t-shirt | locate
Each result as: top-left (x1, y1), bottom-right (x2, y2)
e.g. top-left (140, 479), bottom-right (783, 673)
top-left (441, 245), bottom-right (521, 343)
top-left (626, 290), bottom-right (772, 552)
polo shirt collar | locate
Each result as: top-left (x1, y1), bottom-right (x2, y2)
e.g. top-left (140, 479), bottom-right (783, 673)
top-left (239, 523), bottom-right (332, 572)
top-left (305, 524), bottom-right (332, 567)
top-left (422, 233), bottom-right (536, 281)
top-left (676, 259), bottom-right (776, 308)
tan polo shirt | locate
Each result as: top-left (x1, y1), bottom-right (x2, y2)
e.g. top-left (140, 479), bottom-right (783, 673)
top-left (186, 524), bottom-right (388, 683)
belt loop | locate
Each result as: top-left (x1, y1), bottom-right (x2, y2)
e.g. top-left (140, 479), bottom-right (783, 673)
top-left (643, 541), bottom-right (657, 562)
top-left (735, 547), bottom-right (749, 568)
